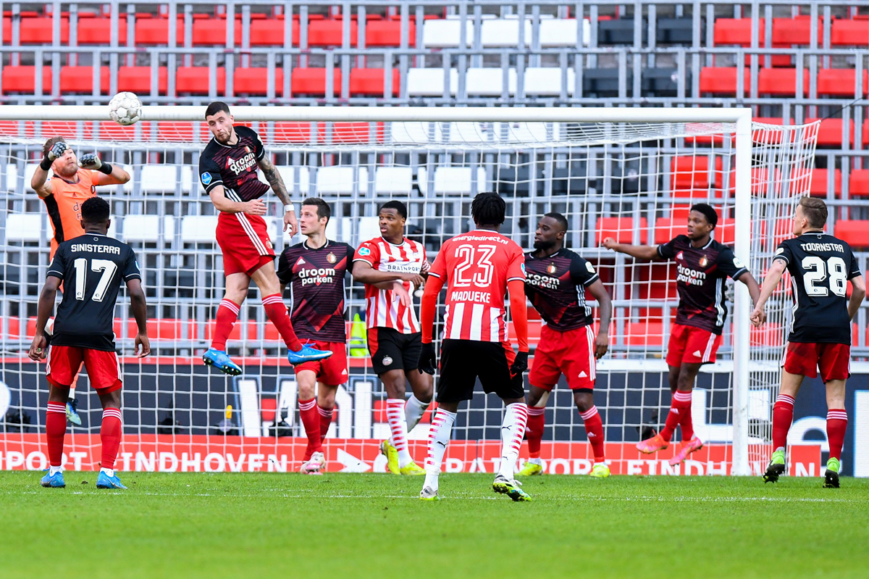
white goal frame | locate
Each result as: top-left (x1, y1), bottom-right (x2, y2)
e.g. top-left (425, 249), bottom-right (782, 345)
top-left (0, 105), bottom-right (756, 475)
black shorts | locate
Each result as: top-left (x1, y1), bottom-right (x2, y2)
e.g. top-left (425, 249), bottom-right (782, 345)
top-left (437, 339), bottom-right (525, 403)
top-left (368, 327), bottom-right (422, 375)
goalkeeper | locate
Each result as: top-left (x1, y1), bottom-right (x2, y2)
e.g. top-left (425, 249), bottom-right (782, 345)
top-left (31, 137), bottom-right (130, 426)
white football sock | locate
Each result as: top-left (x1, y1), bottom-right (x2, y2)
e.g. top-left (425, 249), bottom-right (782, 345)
top-left (67, 388), bottom-right (76, 401)
top-left (498, 403), bottom-right (528, 480)
top-left (423, 408), bottom-right (457, 490)
top-left (100, 467), bottom-right (114, 477)
top-left (49, 465), bottom-right (62, 475)
top-left (405, 395), bottom-right (429, 434)
top-left (386, 399), bottom-right (413, 467)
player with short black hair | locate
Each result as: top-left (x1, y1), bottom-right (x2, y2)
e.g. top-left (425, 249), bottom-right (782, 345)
top-left (352, 200), bottom-right (432, 475)
top-left (517, 212), bottom-right (613, 479)
top-left (418, 192), bottom-right (531, 501)
top-left (29, 197), bottom-right (150, 490)
top-left (198, 101), bottom-right (330, 376)
top-left (277, 198), bottom-right (354, 474)
top-left (604, 203), bottom-right (763, 465)
top-left (751, 197), bottom-right (865, 488)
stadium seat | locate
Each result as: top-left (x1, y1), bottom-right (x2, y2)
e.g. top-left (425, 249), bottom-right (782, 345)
top-left (272, 123), bottom-right (313, 143)
top-left (2, 66), bottom-right (52, 94)
top-left (364, 19), bottom-right (416, 46)
top-left (523, 67), bottom-right (575, 96)
top-left (275, 166), bottom-right (310, 193)
top-left (817, 69), bottom-right (869, 97)
top-left (671, 156), bottom-right (711, 193)
top-left (39, 121), bottom-right (94, 140)
top-left (654, 218), bottom-right (681, 244)
top-left (699, 67), bottom-right (750, 95)
top-left (713, 18), bottom-right (765, 46)
top-left (181, 216), bottom-right (219, 244)
top-left (751, 323), bottom-right (784, 347)
top-left (308, 19), bottom-right (357, 46)
top-left (417, 166), bottom-right (487, 195)
top-left (59, 66), bottom-right (110, 95)
top-left (831, 19), bottom-right (869, 46)
top-left (834, 220), bottom-right (869, 248)
top-left (480, 18), bottom-right (531, 47)
top-left (642, 68), bottom-right (684, 97)
top-left (538, 18), bottom-right (590, 47)
top-left (319, 122), bottom-right (378, 144)
top-left (176, 67), bottom-right (226, 95)
top-left (157, 122), bottom-right (209, 142)
top-left (121, 215), bottom-right (177, 243)
top-left (375, 167), bottom-right (413, 194)
top-left (758, 68), bottom-right (809, 97)
top-left (349, 68), bottom-right (400, 96)
top-left (806, 118), bottom-right (855, 147)
top-left (249, 17), bottom-right (300, 46)
top-left (291, 68), bottom-right (342, 96)
top-left (656, 17), bottom-right (699, 45)
top-left (139, 166), bottom-right (192, 193)
top-left (407, 68), bottom-right (458, 96)
top-left (849, 170), bottom-right (869, 197)
top-left (192, 16), bottom-right (242, 46)
top-left (118, 66), bottom-right (169, 95)
top-left (772, 17), bottom-right (822, 45)
top-left (98, 121), bottom-right (152, 141)
top-left (20, 16), bottom-right (70, 44)
top-left (78, 16), bottom-right (128, 45)
top-left (315, 166), bottom-right (369, 195)
top-left (805, 168), bottom-right (842, 197)
top-left (234, 67), bottom-right (285, 96)
top-left (134, 15), bottom-right (185, 45)
top-left (624, 322), bottom-right (664, 346)
top-left (5, 214), bottom-right (43, 242)
top-left (465, 68), bottom-right (517, 96)
top-left (422, 19), bottom-right (472, 48)
top-left (595, 217), bottom-right (649, 244)
top-left (582, 68), bottom-right (627, 97)
top-left (598, 18), bottom-right (647, 45)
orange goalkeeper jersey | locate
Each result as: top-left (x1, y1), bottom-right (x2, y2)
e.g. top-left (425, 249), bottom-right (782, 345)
top-left (41, 169), bottom-right (99, 260)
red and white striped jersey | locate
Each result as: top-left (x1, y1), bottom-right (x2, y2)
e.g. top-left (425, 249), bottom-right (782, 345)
top-left (354, 236), bottom-right (427, 333)
top-left (429, 230), bottom-right (525, 343)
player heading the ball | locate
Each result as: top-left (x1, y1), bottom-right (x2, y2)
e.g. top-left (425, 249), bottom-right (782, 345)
top-left (418, 192), bottom-right (531, 502)
top-left (604, 203), bottom-right (762, 466)
top-left (751, 197), bottom-right (866, 488)
top-left (198, 102), bottom-right (331, 375)
top-left (30, 197), bottom-right (150, 490)
top-left (518, 213), bottom-right (613, 479)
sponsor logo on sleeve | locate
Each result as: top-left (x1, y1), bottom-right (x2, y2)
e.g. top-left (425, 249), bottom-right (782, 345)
top-left (775, 248), bottom-right (784, 255)
top-left (359, 247), bottom-right (371, 257)
top-left (733, 257), bottom-right (745, 268)
top-left (586, 262), bottom-right (596, 274)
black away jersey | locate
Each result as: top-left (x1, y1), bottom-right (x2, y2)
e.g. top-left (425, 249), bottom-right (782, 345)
top-left (199, 125), bottom-right (269, 202)
top-left (524, 248), bottom-right (600, 332)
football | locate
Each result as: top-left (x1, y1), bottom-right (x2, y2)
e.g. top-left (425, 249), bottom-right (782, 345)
top-left (108, 91), bottom-right (142, 126)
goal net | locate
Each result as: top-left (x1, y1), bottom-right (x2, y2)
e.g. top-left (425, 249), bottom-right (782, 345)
top-left (0, 107), bottom-right (818, 476)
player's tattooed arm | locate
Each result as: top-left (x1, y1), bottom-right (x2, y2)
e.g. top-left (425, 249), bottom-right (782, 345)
top-left (750, 259), bottom-right (786, 327)
top-left (258, 156), bottom-right (298, 236)
top-left (587, 279), bottom-right (612, 359)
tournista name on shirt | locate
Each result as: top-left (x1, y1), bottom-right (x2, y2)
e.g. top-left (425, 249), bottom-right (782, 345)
top-left (800, 242), bottom-right (845, 253)
top-left (70, 243), bottom-right (121, 255)
top-left (676, 263), bottom-right (706, 285)
top-left (450, 290), bottom-right (492, 304)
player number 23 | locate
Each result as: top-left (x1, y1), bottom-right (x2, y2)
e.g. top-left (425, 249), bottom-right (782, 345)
top-left (74, 258), bottom-right (118, 302)
top-left (454, 244), bottom-right (496, 288)
top-left (802, 256), bottom-right (847, 297)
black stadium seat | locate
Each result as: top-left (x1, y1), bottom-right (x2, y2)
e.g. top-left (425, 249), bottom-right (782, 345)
top-left (656, 17), bottom-right (702, 45)
top-left (598, 18), bottom-right (647, 45)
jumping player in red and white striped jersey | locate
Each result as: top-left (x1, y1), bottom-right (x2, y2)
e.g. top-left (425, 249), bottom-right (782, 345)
top-left (352, 201), bottom-right (433, 476)
top-left (418, 192), bottom-right (531, 502)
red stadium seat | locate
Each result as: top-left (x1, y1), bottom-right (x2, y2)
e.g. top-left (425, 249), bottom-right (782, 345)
top-left (671, 156), bottom-right (711, 197)
top-left (20, 16), bottom-right (70, 44)
top-left (751, 323), bottom-right (783, 347)
top-left (831, 19), bottom-right (869, 46)
top-left (849, 170), bottom-right (869, 197)
top-left (349, 68), bottom-right (400, 96)
top-left (59, 66), bottom-right (110, 94)
top-left (308, 19), bottom-right (357, 46)
top-left (699, 67), bottom-right (750, 95)
top-left (2, 66), bottom-right (52, 94)
top-left (273, 122), bottom-right (314, 143)
top-left (806, 118), bottom-right (855, 147)
top-left (78, 16), bottom-right (128, 45)
top-left (817, 69), bottom-right (869, 97)
top-left (291, 68), bottom-right (342, 96)
top-left (2, 17), bottom-right (10, 44)
top-left (135, 15), bottom-right (185, 45)
top-left (176, 67), bottom-right (226, 95)
top-left (249, 17), bottom-right (300, 46)
top-left (595, 217), bottom-right (649, 244)
top-left (118, 66), bottom-right (169, 95)
top-left (654, 218), bottom-right (680, 244)
top-left (713, 18), bottom-right (765, 46)
top-left (508, 320), bottom-right (543, 348)
top-left (39, 121), bottom-right (94, 140)
top-left (98, 121), bottom-right (152, 141)
top-left (758, 68), bottom-right (809, 97)
top-left (157, 122), bottom-right (210, 142)
top-left (192, 15), bottom-right (242, 46)
top-left (800, 168), bottom-right (842, 197)
top-left (772, 18), bottom-right (823, 46)
top-left (624, 322), bottom-right (664, 347)
top-left (234, 67), bottom-right (285, 96)
top-left (318, 122), bottom-right (382, 144)
top-left (835, 220), bottom-right (869, 248)
top-left (364, 20), bottom-right (416, 46)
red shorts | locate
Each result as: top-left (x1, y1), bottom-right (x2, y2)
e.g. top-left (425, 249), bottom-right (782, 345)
top-left (529, 325), bottom-right (596, 390)
top-left (666, 323), bottom-right (722, 367)
top-left (294, 340), bottom-right (349, 386)
top-left (782, 342), bottom-right (851, 383)
top-left (216, 212), bottom-right (275, 277)
top-left (47, 345), bottom-right (122, 393)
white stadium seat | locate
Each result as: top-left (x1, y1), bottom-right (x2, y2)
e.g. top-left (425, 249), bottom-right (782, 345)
top-left (422, 19), bottom-right (473, 48)
top-left (316, 166), bottom-right (369, 195)
top-left (140, 166), bottom-right (192, 193)
top-left (523, 67), bottom-right (576, 96)
top-left (5, 213), bottom-right (43, 242)
top-left (497, 121), bottom-right (558, 143)
top-left (375, 167), bottom-right (413, 194)
top-left (480, 19), bottom-right (532, 48)
top-left (538, 18), bottom-right (591, 47)
top-left (357, 216), bottom-right (381, 243)
top-left (407, 68), bottom-right (458, 96)
top-left (417, 166), bottom-right (487, 195)
top-left (387, 122), bottom-right (432, 145)
top-left (465, 68), bottom-right (517, 96)
top-left (437, 121), bottom-right (494, 144)
top-left (121, 215), bottom-right (176, 243)
top-left (277, 166), bottom-right (310, 196)
top-left (180, 215), bottom-right (218, 244)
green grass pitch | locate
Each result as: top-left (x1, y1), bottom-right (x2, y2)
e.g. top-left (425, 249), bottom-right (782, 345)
top-left (2, 471), bottom-right (868, 579)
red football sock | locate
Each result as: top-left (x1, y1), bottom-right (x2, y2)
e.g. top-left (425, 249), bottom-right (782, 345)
top-left (100, 408), bottom-right (123, 470)
top-left (772, 394), bottom-right (795, 451)
top-left (580, 406), bottom-right (606, 463)
top-left (659, 390), bottom-right (692, 443)
top-left (46, 401), bottom-right (67, 467)
top-left (318, 404), bottom-right (333, 443)
top-left (299, 398), bottom-right (321, 461)
top-left (211, 299), bottom-right (240, 351)
top-left (677, 391), bottom-right (694, 441)
top-left (827, 408), bottom-right (848, 461)
top-left (262, 294), bottom-right (302, 351)
top-left (525, 406), bottom-right (545, 459)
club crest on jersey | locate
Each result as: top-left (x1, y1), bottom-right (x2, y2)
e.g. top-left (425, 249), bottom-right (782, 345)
top-left (546, 263), bottom-right (557, 275)
top-left (201, 172), bottom-right (212, 185)
top-left (699, 256), bottom-right (708, 267)
top-left (327, 252), bottom-right (337, 264)
top-left (382, 356), bottom-right (393, 366)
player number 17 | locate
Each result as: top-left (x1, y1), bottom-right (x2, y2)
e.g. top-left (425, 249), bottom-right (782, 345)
top-left (74, 258), bottom-right (118, 302)
top-left (802, 256), bottom-right (847, 297)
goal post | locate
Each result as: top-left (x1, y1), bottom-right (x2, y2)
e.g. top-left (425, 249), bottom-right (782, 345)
top-left (0, 106), bottom-right (817, 476)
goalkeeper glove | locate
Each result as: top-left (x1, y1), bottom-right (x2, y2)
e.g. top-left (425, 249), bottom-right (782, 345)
top-left (510, 351), bottom-right (528, 376)
top-left (418, 342), bottom-right (437, 375)
top-left (40, 140), bottom-right (67, 170)
top-left (80, 153), bottom-right (113, 175)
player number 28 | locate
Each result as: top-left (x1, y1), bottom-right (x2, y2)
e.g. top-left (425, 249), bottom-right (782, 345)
top-left (73, 258), bottom-right (118, 302)
top-left (453, 244), bottom-right (496, 288)
top-left (802, 256), bottom-right (847, 297)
